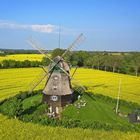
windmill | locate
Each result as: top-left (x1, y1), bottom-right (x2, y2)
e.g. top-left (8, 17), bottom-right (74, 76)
top-left (27, 33), bottom-right (86, 118)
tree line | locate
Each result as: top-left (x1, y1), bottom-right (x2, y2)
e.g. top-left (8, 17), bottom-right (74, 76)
top-left (0, 48), bottom-right (140, 76)
top-left (52, 48), bottom-right (140, 76)
top-left (0, 48), bottom-right (49, 55)
top-left (0, 58), bottom-right (49, 69)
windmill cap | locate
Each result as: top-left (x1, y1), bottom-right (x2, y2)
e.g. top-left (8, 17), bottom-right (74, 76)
top-left (54, 55), bottom-right (63, 62)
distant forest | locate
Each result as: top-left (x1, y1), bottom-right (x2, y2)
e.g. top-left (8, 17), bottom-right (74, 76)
top-left (0, 48), bottom-right (140, 76)
top-left (0, 48), bottom-right (51, 54)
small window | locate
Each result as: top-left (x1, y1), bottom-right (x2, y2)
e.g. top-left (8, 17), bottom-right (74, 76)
top-left (53, 85), bottom-right (57, 90)
top-left (51, 96), bottom-right (58, 101)
top-left (54, 76), bottom-right (58, 80)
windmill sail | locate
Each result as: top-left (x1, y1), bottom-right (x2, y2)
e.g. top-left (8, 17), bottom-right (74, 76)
top-left (28, 71), bottom-right (48, 93)
top-left (26, 33), bottom-right (87, 118)
top-left (47, 33), bottom-right (85, 75)
top-left (61, 33), bottom-right (85, 58)
top-left (27, 35), bottom-right (86, 94)
top-left (27, 38), bottom-right (53, 63)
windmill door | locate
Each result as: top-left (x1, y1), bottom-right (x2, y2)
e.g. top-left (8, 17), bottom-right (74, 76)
top-left (52, 106), bottom-right (56, 113)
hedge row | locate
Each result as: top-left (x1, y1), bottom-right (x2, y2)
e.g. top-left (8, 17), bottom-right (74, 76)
top-left (0, 58), bottom-right (49, 69)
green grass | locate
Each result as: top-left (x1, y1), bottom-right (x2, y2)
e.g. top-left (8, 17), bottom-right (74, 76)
top-left (22, 94), bottom-right (42, 110)
top-left (10, 92), bottom-right (130, 125)
top-left (2, 91), bottom-right (137, 127)
top-left (62, 94), bottom-right (130, 124)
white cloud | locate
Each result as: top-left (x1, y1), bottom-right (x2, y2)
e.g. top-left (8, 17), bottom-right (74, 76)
top-left (30, 24), bottom-right (55, 33)
top-left (0, 21), bottom-right (56, 33)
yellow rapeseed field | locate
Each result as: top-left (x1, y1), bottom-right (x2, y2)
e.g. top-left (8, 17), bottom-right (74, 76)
top-left (0, 67), bottom-right (140, 139)
top-left (0, 68), bottom-right (45, 100)
top-left (72, 68), bottom-right (140, 104)
top-left (0, 54), bottom-right (44, 62)
top-left (0, 68), bottom-right (140, 104)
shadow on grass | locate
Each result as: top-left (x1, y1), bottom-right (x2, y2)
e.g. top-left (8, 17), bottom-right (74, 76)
top-left (21, 102), bottom-right (42, 115)
top-left (72, 87), bottom-right (96, 102)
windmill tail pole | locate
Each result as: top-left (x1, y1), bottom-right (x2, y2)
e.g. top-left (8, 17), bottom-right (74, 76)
top-left (115, 78), bottom-right (122, 114)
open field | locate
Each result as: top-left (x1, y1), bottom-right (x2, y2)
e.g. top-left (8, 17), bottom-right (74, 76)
top-left (0, 54), bottom-right (44, 62)
top-left (72, 68), bottom-right (140, 104)
top-left (0, 68), bottom-right (45, 100)
top-left (0, 68), bottom-right (140, 104)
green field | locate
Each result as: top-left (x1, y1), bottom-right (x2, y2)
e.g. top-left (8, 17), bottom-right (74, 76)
top-left (0, 54), bottom-right (44, 62)
top-left (62, 93), bottom-right (130, 124)
top-left (0, 67), bottom-right (140, 139)
top-left (20, 93), bottom-right (131, 125)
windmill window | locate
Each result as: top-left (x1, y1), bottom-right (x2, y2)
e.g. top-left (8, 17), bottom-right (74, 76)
top-left (51, 96), bottom-right (58, 101)
top-left (54, 76), bottom-right (58, 80)
top-left (53, 85), bottom-right (57, 90)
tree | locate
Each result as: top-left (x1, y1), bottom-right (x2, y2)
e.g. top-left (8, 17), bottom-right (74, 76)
top-left (119, 55), bottom-right (131, 74)
top-left (41, 57), bottom-right (50, 66)
top-left (2, 60), bottom-right (10, 68)
top-left (108, 55), bottom-right (123, 73)
top-left (51, 48), bottom-right (65, 59)
top-left (67, 51), bottom-right (89, 67)
top-left (84, 54), bottom-right (97, 69)
top-left (22, 60), bottom-right (31, 67)
top-left (93, 52), bottom-right (104, 70)
top-left (102, 52), bottom-right (110, 71)
top-left (76, 51), bottom-right (89, 67)
top-left (8, 60), bottom-right (17, 68)
top-left (131, 52), bottom-right (140, 76)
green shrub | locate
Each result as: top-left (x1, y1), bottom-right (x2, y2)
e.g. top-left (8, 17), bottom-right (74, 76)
top-left (0, 97), bottom-right (23, 117)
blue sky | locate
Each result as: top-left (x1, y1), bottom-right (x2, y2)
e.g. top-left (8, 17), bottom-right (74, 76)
top-left (0, 0), bottom-right (140, 51)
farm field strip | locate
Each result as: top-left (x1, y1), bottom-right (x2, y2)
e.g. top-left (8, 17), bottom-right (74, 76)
top-left (0, 68), bottom-right (140, 139)
top-left (72, 68), bottom-right (140, 103)
top-left (0, 114), bottom-right (140, 140)
top-left (0, 68), bottom-right (46, 100)
top-left (0, 54), bottom-right (44, 62)
top-left (0, 68), bottom-right (140, 104)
